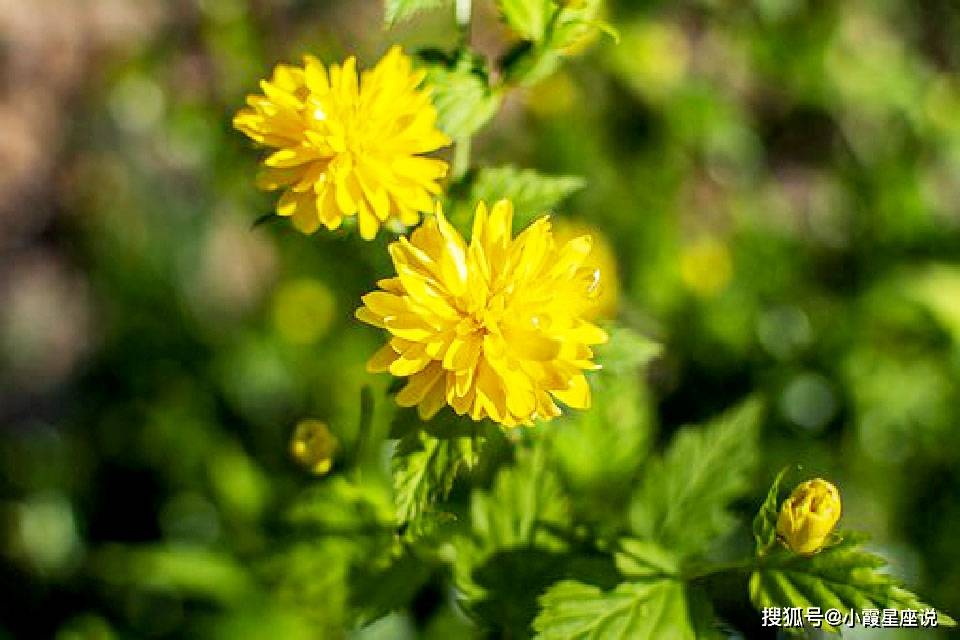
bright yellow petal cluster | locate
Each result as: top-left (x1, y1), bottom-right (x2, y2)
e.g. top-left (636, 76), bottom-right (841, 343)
top-left (234, 46), bottom-right (452, 239)
top-left (356, 200), bottom-right (608, 427)
top-left (553, 219), bottom-right (619, 320)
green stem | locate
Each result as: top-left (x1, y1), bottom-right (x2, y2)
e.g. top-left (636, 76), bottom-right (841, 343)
top-left (455, 0), bottom-right (472, 41)
top-left (351, 386), bottom-right (375, 481)
top-left (682, 557), bottom-right (759, 582)
top-left (452, 135), bottom-right (472, 181)
top-left (452, 0), bottom-right (473, 181)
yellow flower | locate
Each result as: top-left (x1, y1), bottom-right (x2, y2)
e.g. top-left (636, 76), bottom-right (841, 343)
top-left (290, 420), bottom-right (338, 475)
top-left (776, 478), bottom-right (841, 555)
top-left (553, 219), bottom-right (619, 320)
top-left (356, 200), bottom-right (608, 427)
top-left (234, 46), bottom-right (452, 239)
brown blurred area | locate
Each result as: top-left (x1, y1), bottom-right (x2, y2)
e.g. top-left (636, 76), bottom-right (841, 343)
top-left (0, 0), bottom-right (167, 416)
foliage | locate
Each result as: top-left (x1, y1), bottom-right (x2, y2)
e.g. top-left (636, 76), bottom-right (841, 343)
top-left (392, 426), bottom-right (480, 527)
top-left (629, 399), bottom-right (762, 556)
top-left (750, 533), bottom-right (957, 631)
top-left (423, 51), bottom-right (503, 141)
top-left (468, 165), bottom-right (585, 227)
top-left (2, 0), bottom-right (959, 638)
top-left (384, 0), bottom-right (453, 26)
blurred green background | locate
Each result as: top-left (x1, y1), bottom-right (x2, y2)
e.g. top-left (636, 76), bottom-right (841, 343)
top-left (1, 0), bottom-right (959, 637)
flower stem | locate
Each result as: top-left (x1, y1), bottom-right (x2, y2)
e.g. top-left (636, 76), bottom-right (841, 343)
top-left (455, 0), bottom-right (472, 34)
top-left (452, 0), bottom-right (473, 181)
top-left (452, 135), bottom-right (472, 181)
top-left (682, 557), bottom-right (758, 582)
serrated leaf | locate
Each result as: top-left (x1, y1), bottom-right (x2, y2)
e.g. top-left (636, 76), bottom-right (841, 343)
top-left (550, 0), bottom-right (608, 51)
top-left (470, 442), bottom-right (569, 553)
top-left (454, 441), bottom-right (616, 635)
top-left (498, 0), bottom-right (613, 85)
top-left (384, 0), bottom-right (452, 26)
top-left (629, 398), bottom-right (763, 557)
top-left (753, 466), bottom-right (791, 556)
top-left (750, 533), bottom-right (956, 631)
top-left (392, 428), bottom-right (478, 528)
top-left (349, 552), bottom-right (433, 626)
top-left (596, 326), bottom-right (661, 375)
top-left (533, 578), bottom-right (722, 640)
top-left (497, 0), bottom-right (555, 41)
top-left (263, 538), bottom-right (353, 632)
top-left (287, 476), bottom-right (395, 535)
top-left (552, 327), bottom-right (659, 529)
top-left (469, 166), bottom-right (585, 227)
top-left (455, 442), bottom-right (570, 600)
top-left (614, 539), bottom-right (680, 579)
top-left (424, 55), bottom-right (501, 140)
top-left (552, 372), bottom-right (652, 519)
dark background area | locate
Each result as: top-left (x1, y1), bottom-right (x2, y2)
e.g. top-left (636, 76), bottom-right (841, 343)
top-left (1, 0), bottom-right (959, 637)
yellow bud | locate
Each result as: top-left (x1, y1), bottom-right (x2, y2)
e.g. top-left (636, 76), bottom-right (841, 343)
top-left (290, 420), bottom-right (338, 475)
top-left (776, 478), bottom-right (841, 555)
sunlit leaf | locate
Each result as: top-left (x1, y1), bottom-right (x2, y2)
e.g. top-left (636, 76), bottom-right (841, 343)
top-left (469, 166), bottom-right (585, 227)
top-left (596, 326), bottom-right (661, 375)
top-left (497, 0), bottom-right (555, 41)
top-left (750, 533), bottom-right (956, 631)
top-left (533, 577), bottom-right (721, 639)
top-left (393, 428), bottom-right (478, 527)
top-left (629, 398), bottom-right (763, 556)
top-left (752, 466), bottom-right (791, 556)
top-left (384, 0), bottom-right (453, 26)
top-left (424, 53), bottom-right (501, 140)
top-left (552, 327), bottom-right (660, 530)
top-left (454, 441), bottom-right (570, 600)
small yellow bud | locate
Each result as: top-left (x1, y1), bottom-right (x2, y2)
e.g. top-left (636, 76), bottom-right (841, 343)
top-left (290, 420), bottom-right (338, 475)
top-left (776, 478), bottom-right (841, 555)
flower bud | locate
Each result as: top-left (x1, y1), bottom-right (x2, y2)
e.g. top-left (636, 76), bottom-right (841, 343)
top-left (776, 478), bottom-right (841, 554)
top-left (290, 420), bottom-right (338, 475)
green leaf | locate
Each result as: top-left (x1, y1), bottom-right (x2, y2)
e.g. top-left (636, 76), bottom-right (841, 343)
top-left (469, 441), bottom-right (569, 554)
top-left (498, 0), bottom-right (614, 85)
top-left (533, 578), bottom-right (722, 639)
top-left (454, 441), bottom-right (621, 636)
top-left (596, 326), bottom-right (662, 376)
top-left (750, 533), bottom-right (956, 630)
top-left (454, 440), bottom-right (570, 601)
top-left (469, 165), bottom-right (586, 227)
top-left (497, 0), bottom-right (555, 41)
top-left (287, 476), bottom-right (395, 536)
top-left (753, 466), bottom-right (791, 556)
top-left (629, 398), bottom-right (764, 557)
top-left (384, 0), bottom-right (452, 26)
top-left (614, 539), bottom-right (680, 579)
top-left (263, 538), bottom-right (353, 632)
top-left (393, 427), bottom-right (478, 528)
top-left (424, 53), bottom-right (502, 140)
top-left (550, 0), bottom-right (611, 51)
top-left (91, 544), bottom-right (255, 606)
top-left (552, 327), bottom-right (660, 530)
top-left (552, 372), bottom-right (652, 514)
top-left (349, 552), bottom-right (433, 627)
